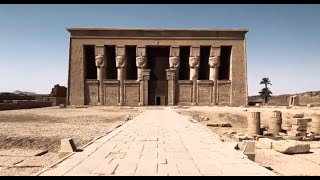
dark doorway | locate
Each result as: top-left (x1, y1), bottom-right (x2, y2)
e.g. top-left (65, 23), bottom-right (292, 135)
top-left (155, 96), bottom-right (161, 105)
top-left (179, 46), bottom-right (191, 80)
top-left (105, 45), bottom-right (117, 79)
top-left (219, 46), bottom-right (232, 80)
top-left (147, 46), bottom-right (170, 105)
top-left (84, 45), bottom-right (96, 79)
top-left (125, 45), bottom-right (137, 80)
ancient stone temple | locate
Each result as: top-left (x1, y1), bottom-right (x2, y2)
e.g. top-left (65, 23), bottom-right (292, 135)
top-left (66, 28), bottom-right (248, 106)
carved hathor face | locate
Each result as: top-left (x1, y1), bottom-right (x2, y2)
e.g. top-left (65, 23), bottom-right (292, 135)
top-left (136, 56), bottom-right (146, 68)
top-left (208, 56), bottom-right (220, 68)
top-left (169, 56), bottom-right (180, 68)
top-left (116, 56), bottom-right (126, 68)
top-left (95, 55), bottom-right (105, 68)
top-left (189, 56), bottom-right (200, 68)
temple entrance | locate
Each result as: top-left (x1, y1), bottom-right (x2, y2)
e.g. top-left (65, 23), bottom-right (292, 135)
top-left (147, 46), bottom-right (170, 105)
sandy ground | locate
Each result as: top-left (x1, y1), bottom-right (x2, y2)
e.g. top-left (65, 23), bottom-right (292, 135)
top-left (1, 105), bottom-right (319, 176)
top-left (0, 106), bottom-right (143, 176)
top-left (174, 106), bottom-right (320, 176)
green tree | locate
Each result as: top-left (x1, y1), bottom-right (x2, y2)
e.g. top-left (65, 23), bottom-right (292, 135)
top-left (259, 77), bottom-right (272, 104)
top-left (260, 77), bottom-right (272, 88)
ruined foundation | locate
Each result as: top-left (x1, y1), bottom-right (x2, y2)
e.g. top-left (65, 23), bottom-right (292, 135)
top-left (269, 111), bottom-right (282, 136)
top-left (247, 112), bottom-right (261, 136)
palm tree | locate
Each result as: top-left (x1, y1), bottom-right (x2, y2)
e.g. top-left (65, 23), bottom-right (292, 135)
top-left (259, 77), bottom-right (273, 104)
top-left (260, 77), bottom-right (272, 89)
top-left (259, 87), bottom-right (272, 104)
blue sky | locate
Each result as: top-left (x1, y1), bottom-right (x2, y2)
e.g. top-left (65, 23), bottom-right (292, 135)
top-left (0, 4), bottom-right (319, 95)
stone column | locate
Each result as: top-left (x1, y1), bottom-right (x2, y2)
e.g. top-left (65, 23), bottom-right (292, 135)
top-left (136, 46), bottom-right (147, 81)
top-left (116, 55), bottom-right (126, 106)
top-left (170, 46), bottom-right (180, 79)
top-left (116, 46), bottom-right (126, 106)
top-left (247, 112), bottom-right (261, 136)
top-left (209, 47), bottom-right (221, 105)
top-left (142, 69), bottom-right (151, 105)
top-left (189, 56), bottom-right (200, 106)
top-left (166, 69), bottom-right (176, 106)
top-left (311, 113), bottom-right (320, 134)
top-left (136, 46), bottom-right (147, 105)
top-left (168, 53), bottom-right (179, 106)
top-left (95, 46), bottom-right (105, 106)
top-left (269, 111), bottom-right (282, 136)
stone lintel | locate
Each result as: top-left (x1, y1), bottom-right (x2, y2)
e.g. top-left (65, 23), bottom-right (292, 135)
top-left (67, 28), bottom-right (248, 39)
top-left (217, 80), bottom-right (231, 85)
top-left (124, 80), bottom-right (140, 85)
top-left (86, 80), bottom-right (99, 84)
top-left (197, 80), bottom-right (213, 85)
top-left (178, 80), bottom-right (193, 85)
top-left (103, 80), bottom-right (120, 84)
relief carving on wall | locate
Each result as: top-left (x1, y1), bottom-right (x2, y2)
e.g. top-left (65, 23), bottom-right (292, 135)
top-left (136, 56), bottom-right (147, 68)
top-left (116, 55), bottom-right (127, 68)
top-left (169, 56), bottom-right (180, 69)
top-left (95, 55), bottom-right (105, 68)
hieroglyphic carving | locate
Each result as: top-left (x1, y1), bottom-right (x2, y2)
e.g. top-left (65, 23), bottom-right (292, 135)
top-left (218, 83), bottom-right (231, 105)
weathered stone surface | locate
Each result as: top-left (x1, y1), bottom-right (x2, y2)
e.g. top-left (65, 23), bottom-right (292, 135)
top-left (50, 84), bottom-right (67, 97)
top-left (207, 123), bottom-right (219, 127)
top-left (273, 140), bottom-right (310, 154)
top-left (290, 118), bottom-right (312, 125)
top-left (256, 138), bottom-right (275, 149)
top-left (293, 113), bottom-right (304, 118)
top-left (59, 104), bottom-right (66, 108)
top-left (282, 136), bottom-right (303, 141)
top-left (59, 139), bottom-right (77, 153)
top-left (67, 28), bottom-right (248, 106)
top-left (220, 122), bottom-right (232, 127)
top-left (262, 131), bottom-right (273, 136)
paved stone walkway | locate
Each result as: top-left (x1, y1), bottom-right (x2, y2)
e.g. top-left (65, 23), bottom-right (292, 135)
top-left (39, 108), bottom-right (276, 176)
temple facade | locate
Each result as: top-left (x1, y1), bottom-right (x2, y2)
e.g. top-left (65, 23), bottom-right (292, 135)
top-left (66, 28), bottom-right (248, 106)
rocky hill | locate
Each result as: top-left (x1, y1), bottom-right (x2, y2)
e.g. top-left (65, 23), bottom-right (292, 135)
top-left (249, 91), bottom-right (320, 106)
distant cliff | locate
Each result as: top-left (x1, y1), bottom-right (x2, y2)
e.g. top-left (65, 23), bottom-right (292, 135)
top-left (249, 91), bottom-right (320, 106)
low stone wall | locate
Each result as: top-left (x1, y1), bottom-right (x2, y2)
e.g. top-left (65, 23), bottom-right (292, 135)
top-left (0, 101), bottom-right (52, 111)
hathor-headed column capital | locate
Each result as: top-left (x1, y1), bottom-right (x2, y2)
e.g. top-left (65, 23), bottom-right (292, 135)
top-left (208, 56), bottom-right (220, 68)
top-left (116, 55), bottom-right (127, 68)
top-left (136, 56), bottom-right (147, 68)
top-left (189, 56), bottom-right (200, 69)
top-left (95, 55), bottom-right (105, 68)
top-left (169, 56), bottom-right (180, 69)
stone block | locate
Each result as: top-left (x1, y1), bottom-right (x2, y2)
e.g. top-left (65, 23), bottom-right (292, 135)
top-left (273, 140), bottom-right (310, 154)
top-left (256, 138), bottom-right (276, 149)
top-left (59, 104), bottom-right (66, 108)
top-left (293, 113), bottom-right (304, 118)
top-left (58, 138), bottom-right (77, 158)
top-left (262, 131), bottom-right (273, 136)
top-left (207, 123), bottom-right (219, 127)
top-left (220, 122), bottom-right (232, 127)
top-left (291, 124), bottom-right (307, 131)
top-left (282, 136), bottom-right (303, 141)
top-left (290, 118), bottom-right (312, 125)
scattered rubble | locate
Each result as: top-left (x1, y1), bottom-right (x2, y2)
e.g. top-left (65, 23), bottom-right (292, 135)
top-left (273, 140), bottom-right (310, 154)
